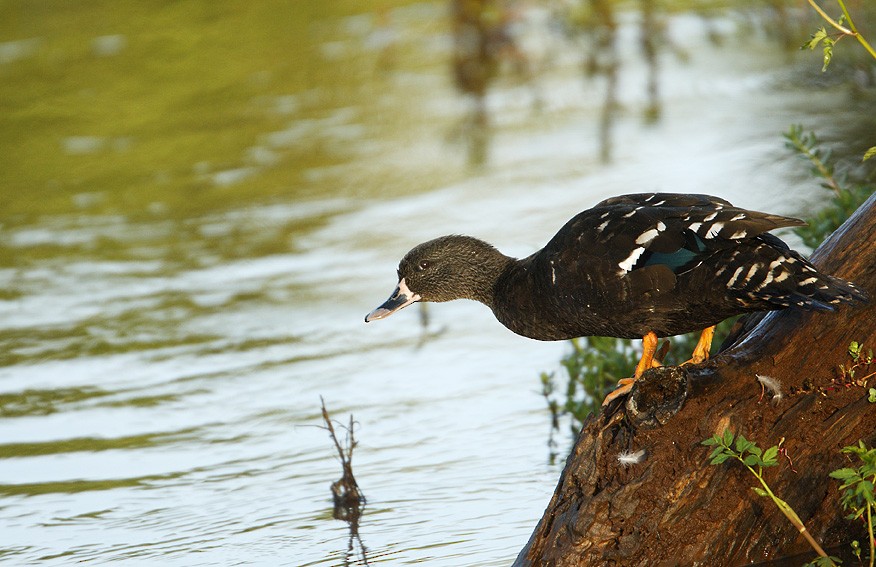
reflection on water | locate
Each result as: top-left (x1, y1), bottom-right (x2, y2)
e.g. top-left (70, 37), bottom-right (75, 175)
top-left (449, 0), bottom-right (544, 165)
top-left (0, 0), bottom-right (866, 565)
top-left (320, 400), bottom-right (369, 566)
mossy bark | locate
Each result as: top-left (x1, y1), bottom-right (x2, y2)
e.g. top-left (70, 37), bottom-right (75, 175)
top-left (514, 192), bottom-right (876, 566)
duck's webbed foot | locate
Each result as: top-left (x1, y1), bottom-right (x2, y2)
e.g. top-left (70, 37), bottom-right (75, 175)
top-left (602, 331), bottom-right (659, 406)
top-left (681, 326), bottom-right (715, 366)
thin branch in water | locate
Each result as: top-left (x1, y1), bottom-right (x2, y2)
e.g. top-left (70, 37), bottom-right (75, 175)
top-left (320, 397), bottom-right (366, 513)
top-left (319, 397), bottom-right (369, 565)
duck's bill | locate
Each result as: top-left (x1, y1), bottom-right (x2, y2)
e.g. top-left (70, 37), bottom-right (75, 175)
top-left (365, 278), bottom-right (421, 322)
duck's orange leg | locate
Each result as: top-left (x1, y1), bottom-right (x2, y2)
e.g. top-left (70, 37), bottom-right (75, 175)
top-left (602, 331), bottom-right (659, 406)
top-left (683, 325), bottom-right (715, 365)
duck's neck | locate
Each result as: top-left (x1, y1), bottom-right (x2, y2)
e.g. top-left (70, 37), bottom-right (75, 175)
top-left (470, 248), bottom-right (517, 309)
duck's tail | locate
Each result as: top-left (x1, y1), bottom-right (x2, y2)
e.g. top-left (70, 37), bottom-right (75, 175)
top-left (726, 234), bottom-right (868, 312)
top-left (782, 273), bottom-right (868, 311)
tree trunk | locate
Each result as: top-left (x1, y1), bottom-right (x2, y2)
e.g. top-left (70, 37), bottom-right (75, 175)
top-left (514, 192), bottom-right (876, 566)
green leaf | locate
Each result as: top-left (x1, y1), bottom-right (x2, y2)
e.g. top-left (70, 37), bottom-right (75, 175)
top-left (856, 480), bottom-right (874, 502)
top-left (709, 446), bottom-right (725, 460)
top-left (710, 454), bottom-right (731, 465)
top-left (762, 446), bottom-right (779, 465)
top-left (752, 487), bottom-right (768, 497)
top-left (735, 435), bottom-right (753, 453)
top-left (830, 468), bottom-right (860, 481)
top-left (868, 388), bottom-right (876, 403)
top-left (722, 428), bottom-right (734, 447)
top-left (743, 454), bottom-right (761, 467)
top-left (799, 26), bottom-right (837, 72)
top-left (804, 27), bottom-right (828, 50)
top-left (822, 42), bottom-right (834, 72)
top-left (701, 436), bottom-right (717, 446)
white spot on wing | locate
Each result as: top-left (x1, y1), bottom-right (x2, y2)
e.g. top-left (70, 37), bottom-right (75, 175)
top-left (705, 222), bottom-right (725, 239)
top-left (597, 220), bottom-right (610, 232)
top-left (744, 263), bottom-right (761, 282)
top-left (755, 273), bottom-right (774, 290)
top-left (704, 211), bottom-right (718, 221)
top-left (635, 228), bottom-right (660, 245)
top-left (730, 230), bottom-right (747, 239)
top-left (800, 276), bottom-right (818, 286)
top-left (727, 266), bottom-right (745, 287)
top-left (656, 221), bottom-right (666, 231)
top-left (618, 247), bottom-right (646, 273)
top-left (688, 222), bottom-right (702, 232)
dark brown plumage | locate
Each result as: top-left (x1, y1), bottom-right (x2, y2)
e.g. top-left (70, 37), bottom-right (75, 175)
top-left (366, 193), bottom-right (867, 402)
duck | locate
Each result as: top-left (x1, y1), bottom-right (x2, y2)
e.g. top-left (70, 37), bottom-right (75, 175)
top-left (365, 193), bottom-right (867, 405)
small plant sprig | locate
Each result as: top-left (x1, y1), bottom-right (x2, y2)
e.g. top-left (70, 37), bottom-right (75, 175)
top-left (838, 341), bottom-right (876, 386)
top-left (783, 125), bottom-right (874, 249)
top-left (829, 441), bottom-right (876, 567)
top-left (805, 0), bottom-right (876, 67)
top-left (702, 430), bottom-right (838, 565)
top-left (784, 125), bottom-right (843, 197)
top-left (804, 0), bottom-right (876, 162)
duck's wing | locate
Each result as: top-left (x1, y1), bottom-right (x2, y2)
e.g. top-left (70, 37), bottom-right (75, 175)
top-left (569, 193), bottom-right (805, 276)
top-left (537, 193), bottom-right (806, 305)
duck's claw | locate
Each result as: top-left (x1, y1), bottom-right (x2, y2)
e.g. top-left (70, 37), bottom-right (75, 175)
top-left (602, 378), bottom-right (636, 406)
top-left (601, 331), bottom-right (660, 406)
top-left (681, 325), bottom-right (715, 366)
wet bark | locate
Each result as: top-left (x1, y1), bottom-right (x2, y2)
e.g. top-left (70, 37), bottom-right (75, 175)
top-left (514, 192), bottom-right (876, 566)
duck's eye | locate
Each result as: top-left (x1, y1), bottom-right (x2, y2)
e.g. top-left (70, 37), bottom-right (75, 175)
top-left (417, 260), bottom-right (431, 271)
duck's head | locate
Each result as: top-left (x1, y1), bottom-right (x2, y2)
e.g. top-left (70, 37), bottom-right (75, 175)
top-left (365, 235), bottom-right (510, 322)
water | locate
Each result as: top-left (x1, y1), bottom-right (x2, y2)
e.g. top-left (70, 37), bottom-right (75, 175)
top-left (0, 2), bottom-right (851, 565)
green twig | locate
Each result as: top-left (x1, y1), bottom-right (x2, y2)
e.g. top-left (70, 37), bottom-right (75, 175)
top-left (703, 431), bottom-right (836, 564)
top-left (837, 0), bottom-right (876, 60)
top-left (745, 461), bottom-right (831, 558)
top-left (784, 125), bottom-right (842, 197)
top-left (807, 0), bottom-right (876, 61)
top-left (830, 441), bottom-right (876, 567)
